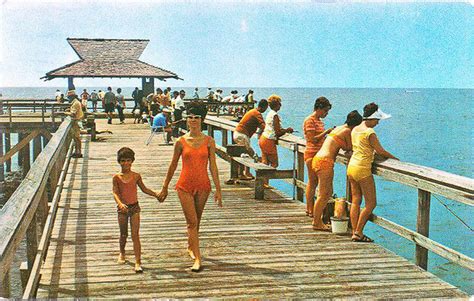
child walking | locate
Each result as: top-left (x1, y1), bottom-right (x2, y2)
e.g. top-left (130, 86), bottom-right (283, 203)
top-left (113, 147), bottom-right (160, 272)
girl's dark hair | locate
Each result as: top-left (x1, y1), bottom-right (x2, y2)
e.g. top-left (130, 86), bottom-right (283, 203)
top-left (117, 147), bottom-right (135, 163)
top-left (314, 96), bottom-right (332, 111)
top-left (345, 110), bottom-right (363, 127)
top-left (187, 101), bottom-right (208, 119)
top-left (363, 102), bottom-right (379, 118)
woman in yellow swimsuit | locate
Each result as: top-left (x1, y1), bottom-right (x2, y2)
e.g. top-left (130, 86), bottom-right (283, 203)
top-left (347, 103), bottom-right (398, 242)
top-left (311, 110), bottom-right (362, 230)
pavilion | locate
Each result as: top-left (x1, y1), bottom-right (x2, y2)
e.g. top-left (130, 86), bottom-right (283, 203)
top-left (41, 38), bottom-right (182, 95)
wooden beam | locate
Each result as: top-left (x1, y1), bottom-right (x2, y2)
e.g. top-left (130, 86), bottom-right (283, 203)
top-left (0, 130), bottom-right (40, 165)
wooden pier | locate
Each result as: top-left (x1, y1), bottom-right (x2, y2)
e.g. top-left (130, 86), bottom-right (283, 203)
top-left (30, 119), bottom-right (467, 298)
top-left (1, 107), bottom-right (472, 298)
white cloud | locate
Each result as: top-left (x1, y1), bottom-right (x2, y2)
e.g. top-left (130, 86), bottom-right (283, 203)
top-left (240, 19), bottom-right (249, 33)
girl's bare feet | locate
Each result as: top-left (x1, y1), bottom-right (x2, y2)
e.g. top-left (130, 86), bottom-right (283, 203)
top-left (187, 248), bottom-right (196, 260)
top-left (135, 263), bottom-right (143, 273)
top-left (117, 253), bottom-right (126, 264)
top-left (191, 259), bottom-right (202, 272)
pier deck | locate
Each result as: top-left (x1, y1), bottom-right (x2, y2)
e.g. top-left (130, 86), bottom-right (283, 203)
top-left (36, 120), bottom-right (467, 298)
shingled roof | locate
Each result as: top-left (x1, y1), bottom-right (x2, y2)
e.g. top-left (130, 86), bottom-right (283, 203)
top-left (42, 38), bottom-right (182, 80)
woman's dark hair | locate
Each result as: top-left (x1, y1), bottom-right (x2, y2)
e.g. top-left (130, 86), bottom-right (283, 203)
top-left (117, 147), bottom-right (135, 163)
top-left (363, 102), bottom-right (379, 118)
top-left (345, 110), bottom-right (363, 127)
top-left (314, 96), bottom-right (332, 111)
top-left (187, 101), bottom-right (208, 120)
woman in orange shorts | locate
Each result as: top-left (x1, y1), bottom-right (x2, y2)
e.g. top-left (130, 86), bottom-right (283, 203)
top-left (258, 95), bottom-right (293, 168)
top-left (311, 110), bottom-right (363, 230)
top-left (303, 97), bottom-right (333, 217)
top-left (347, 103), bottom-right (398, 242)
top-left (158, 102), bottom-right (222, 272)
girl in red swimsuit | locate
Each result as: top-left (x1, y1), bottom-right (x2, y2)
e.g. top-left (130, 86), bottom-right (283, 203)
top-left (158, 102), bottom-right (222, 272)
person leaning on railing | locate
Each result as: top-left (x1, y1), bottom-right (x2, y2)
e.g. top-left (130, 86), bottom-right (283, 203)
top-left (311, 110), bottom-right (363, 231)
top-left (64, 89), bottom-right (84, 158)
top-left (258, 95), bottom-right (294, 170)
top-left (348, 103), bottom-right (399, 243)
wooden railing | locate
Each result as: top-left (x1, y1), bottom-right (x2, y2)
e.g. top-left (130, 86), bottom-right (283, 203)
top-left (203, 115), bottom-right (474, 272)
top-left (0, 99), bottom-right (70, 127)
top-left (0, 119), bottom-right (73, 297)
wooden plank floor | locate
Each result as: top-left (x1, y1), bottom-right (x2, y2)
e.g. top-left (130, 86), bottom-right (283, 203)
top-left (37, 119), bottom-right (468, 299)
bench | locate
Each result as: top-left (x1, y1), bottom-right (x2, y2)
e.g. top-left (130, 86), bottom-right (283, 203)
top-left (230, 156), bottom-right (294, 200)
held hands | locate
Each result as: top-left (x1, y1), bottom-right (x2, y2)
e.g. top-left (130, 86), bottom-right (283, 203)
top-left (153, 190), bottom-right (164, 203)
top-left (214, 190), bottom-right (223, 207)
top-left (157, 187), bottom-right (168, 203)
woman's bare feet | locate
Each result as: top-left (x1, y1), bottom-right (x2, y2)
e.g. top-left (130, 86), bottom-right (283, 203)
top-left (191, 259), bottom-right (202, 272)
top-left (117, 253), bottom-right (126, 264)
top-left (312, 222), bottom-right (331, 232)
top-left (187, 248), bottom-right (196, 260)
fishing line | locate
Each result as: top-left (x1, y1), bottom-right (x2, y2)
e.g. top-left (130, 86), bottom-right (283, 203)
top-left (432, 194), bottom-right (473, 232)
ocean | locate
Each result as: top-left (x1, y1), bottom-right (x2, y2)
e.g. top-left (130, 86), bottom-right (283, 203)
top-left (1, 86), bottom-right (473, 295)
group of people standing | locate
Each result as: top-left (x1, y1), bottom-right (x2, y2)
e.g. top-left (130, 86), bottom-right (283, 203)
top-left (233, 94), bottom-right (398, 243)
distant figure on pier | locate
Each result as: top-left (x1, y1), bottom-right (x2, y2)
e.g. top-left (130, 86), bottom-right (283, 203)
top-left (173, 90), bottom-right (186, 137)
top-left (214, 89), bottom-right (223, 102)
top-left (65, 90), bottom-right (84, 158)
top-left (54, 89), bottom-right (61, 101)
top-left (348, 103), bottom-right (399, 243)
top-left (231, 98), bottom-right (268, 181)
top-left (207, 87), bottom-right (215, 101)
top-left (152, 108), bottom-right (173, 144)
top-left (57, 93), bottom-right (66, 103)
top-left (193, 87), bottom-right (200, 99)
top-left (259, 95), bottom-right (294, 171)
top-left (116, 88), bottom-right (126, 124)
top-left (131, 87), bottom-right (142, 113)
top-left (90, 89), bottom-right (99, 112)
top-left (243, 89), bottom-right (254, 114)
top-left (158, 102), bottom-right (222, 272)
top-left (80, 89), bottom-right (90, 112)
top-left (104, 87), bottom-right (116, 124)
top-left (113, 147), bottom-right (160, 273)
top-left (163, 87), bottom-right (172, 107)
top-left (98, 89), bottom-right (106, 110)
top-left (303, 97), bottom-right (333, 217)
top-left (311, 110), bottom-right (363, 231)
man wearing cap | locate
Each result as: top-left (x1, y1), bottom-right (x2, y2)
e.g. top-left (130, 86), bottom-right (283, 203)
top-left (65, 90), bottom-right (84, 158)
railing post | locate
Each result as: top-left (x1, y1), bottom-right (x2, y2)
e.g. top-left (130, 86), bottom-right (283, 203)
top-left (0, 132), bottom-right (4, 199)
top-left (208, 125), bottom-right (214, 138)
top-left (26, 214), bottom-right (38, 276)
top-left (17, 132), bottom-right (24, 168)
top-left (296, 149), bottom-right (305, 202)
top-left (222, 129), bottom-right (228, 147)
top-left (416, 189), bottom-right (431, 270)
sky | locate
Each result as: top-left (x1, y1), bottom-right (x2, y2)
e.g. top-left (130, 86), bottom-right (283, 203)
top-left (0, 0), bottom-right (472, 88)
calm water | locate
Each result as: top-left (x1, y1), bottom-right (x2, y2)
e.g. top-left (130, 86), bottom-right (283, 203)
top-left (1, 87), bottom-right (473, 295)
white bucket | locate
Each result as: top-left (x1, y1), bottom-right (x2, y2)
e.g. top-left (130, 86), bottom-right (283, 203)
top-left (330, 216), bottom-right (349, 234)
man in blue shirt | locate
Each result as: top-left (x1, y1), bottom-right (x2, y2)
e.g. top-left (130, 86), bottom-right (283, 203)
top-left (152, 108), bottom-right (172, 144)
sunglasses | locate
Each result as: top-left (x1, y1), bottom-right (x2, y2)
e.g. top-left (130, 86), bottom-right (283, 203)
top-left (187, 115), bottom-right (201, 120)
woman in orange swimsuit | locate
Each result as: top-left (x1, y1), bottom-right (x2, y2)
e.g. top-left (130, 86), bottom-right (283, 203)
top-left (158, 103), bottom-right (222, 272)
top-left (311, 111), bottom-right (363, 230)
top-left (303, 97), bottom-right (333, 217)
top-left (347, 103), bottom-right (398, 242)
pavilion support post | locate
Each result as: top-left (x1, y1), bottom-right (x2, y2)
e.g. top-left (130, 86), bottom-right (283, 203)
top-left (142, 77), bottom-right (155, 98)
top-left (221, 130), bottom-right (228, 147)
top-left (68, 77), bottom-right (75, 91)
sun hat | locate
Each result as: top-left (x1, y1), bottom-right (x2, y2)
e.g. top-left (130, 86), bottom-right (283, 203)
top-left (364, 108), bottom-right (391, 120)
top-left (162, 108), bottom-right (171, 113)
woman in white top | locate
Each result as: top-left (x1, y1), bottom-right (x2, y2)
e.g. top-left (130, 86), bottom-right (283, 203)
top-left (258, 95), bottom-right (294, 168)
